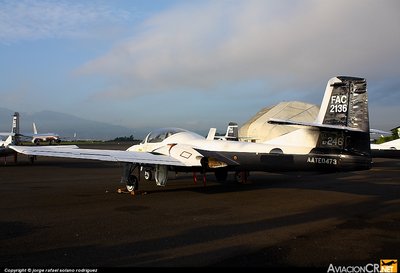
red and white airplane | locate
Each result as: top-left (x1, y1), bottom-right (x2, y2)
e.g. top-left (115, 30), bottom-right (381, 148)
top-left (10, 76), bottom-right (372, 194)
top-left (27, 122), bottom-right (61, 145)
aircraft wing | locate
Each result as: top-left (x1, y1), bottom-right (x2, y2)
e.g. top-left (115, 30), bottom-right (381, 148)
top-left (268, 118), bottom-right (365, 132)
top-left (9, 145), bottom-right (187, 166)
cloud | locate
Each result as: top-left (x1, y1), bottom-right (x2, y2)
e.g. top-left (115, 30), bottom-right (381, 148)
top-left (77, 0), bottom-right (400, 100)
top-left (0, 0), bottom-right (132, 43)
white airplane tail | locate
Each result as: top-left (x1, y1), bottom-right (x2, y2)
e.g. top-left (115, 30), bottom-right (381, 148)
top-left (33, 122), bottom-right (38, 134)
top-left (206, 128), bottom-right (217, 140)
top-left (4, 135), bottom-right (14, 146)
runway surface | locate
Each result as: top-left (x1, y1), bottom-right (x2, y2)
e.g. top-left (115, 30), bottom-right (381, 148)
top-left (0, 143), bottom-right (399, 269)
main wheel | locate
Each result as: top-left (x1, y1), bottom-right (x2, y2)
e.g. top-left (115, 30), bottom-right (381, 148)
top-left (235, 171), bottom-right (249, 184)
top-left (155, 165), bottom-right (168, 186)
top-left (126, 175), bottom-right (139, 192)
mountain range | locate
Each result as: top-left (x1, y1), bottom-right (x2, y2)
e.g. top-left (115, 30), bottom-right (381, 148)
top-left (0, 108), bottom-right (146, 140)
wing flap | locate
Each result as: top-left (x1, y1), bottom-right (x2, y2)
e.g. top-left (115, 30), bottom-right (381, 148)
top-left (9, 145), bottom-right (186, 166)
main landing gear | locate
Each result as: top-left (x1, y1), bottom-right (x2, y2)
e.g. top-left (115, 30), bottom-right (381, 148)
top-left (235, 171), bottom-right (250, 184)
top-left (118, 163), bottom-right (251, 196)
top-left (119, 163), bottom-right (142, 195)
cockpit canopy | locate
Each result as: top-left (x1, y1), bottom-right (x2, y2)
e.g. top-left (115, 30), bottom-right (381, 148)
top-left (142, 128), bottom-right (188, 144)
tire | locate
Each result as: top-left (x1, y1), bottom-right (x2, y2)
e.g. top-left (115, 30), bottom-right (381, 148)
top-left (235, 171), bottom-right (249, 184)
top-left (144, 170), bottom-right (152, 181)
top-left (126, 175), bottom-right (139, 191)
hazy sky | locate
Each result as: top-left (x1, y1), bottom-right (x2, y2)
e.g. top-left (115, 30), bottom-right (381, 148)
top-left (1, 0), bottom-right (399, 134)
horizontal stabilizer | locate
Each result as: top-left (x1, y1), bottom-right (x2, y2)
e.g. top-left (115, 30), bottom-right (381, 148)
top-left (268, 118), bottom-right (364, 132)
top-left (0, 132), bottom-right (15, 136)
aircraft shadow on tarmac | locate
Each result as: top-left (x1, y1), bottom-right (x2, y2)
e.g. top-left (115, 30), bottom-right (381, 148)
top-left (132, 161), bottom-right (399, 199)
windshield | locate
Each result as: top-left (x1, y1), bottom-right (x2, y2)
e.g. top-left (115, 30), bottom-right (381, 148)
top-left (144, 128), bottom-right (188, 143)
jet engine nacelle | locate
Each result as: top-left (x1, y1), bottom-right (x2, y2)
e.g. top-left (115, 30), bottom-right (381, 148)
top-left (150, 144), bottom-right (203, 187)
top-left (153, 143), bottom-right (203, 167)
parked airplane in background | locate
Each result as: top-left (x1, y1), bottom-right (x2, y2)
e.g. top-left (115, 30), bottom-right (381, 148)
top-left (1, 112), bottom-right (64, 163)
top-left (214, 122), bottom-right (239, 141)
top-left (5, 112), bottom-right (62, 145)
top-left (369, 127), bottom-right (400, 158)
top-left (11, 76), bottom-right (372, 194)
top-left (27, 122), bottom-right (61, 145)
top-left (371, 138), bottom-right (400, 158)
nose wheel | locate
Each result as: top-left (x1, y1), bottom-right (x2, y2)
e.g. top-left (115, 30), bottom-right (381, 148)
top-left (144, 169), bottom-right (152, 181)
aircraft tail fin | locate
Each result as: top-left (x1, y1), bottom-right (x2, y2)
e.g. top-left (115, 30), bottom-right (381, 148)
top-left (12, 112), bottom-right (20, 135)
top-left (316, 76), bottom-right (370, 156)
top-left (225, 122), bottom-right (239, 141)
top-left (4, 135), bottom-right (14, 146)
top-left (10, 112), bottom-right (20, 144)
top-left (33, 122), bottom-right (38, 134)
top-left (269, 77), bottom-right (369, 133)
top-left (316, 76), bottom-right (369, 132)
top-left (268, 76), bottom-right (371, 157)
top-left (206, 128), bottom-right (217, 140)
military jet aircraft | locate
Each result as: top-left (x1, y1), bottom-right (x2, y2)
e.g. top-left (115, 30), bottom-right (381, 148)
top-left (10, 76), bottom-right (372, 194)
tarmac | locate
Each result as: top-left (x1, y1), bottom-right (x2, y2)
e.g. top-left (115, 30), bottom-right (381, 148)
top-left (0, 143), bottom-right (399, 269)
